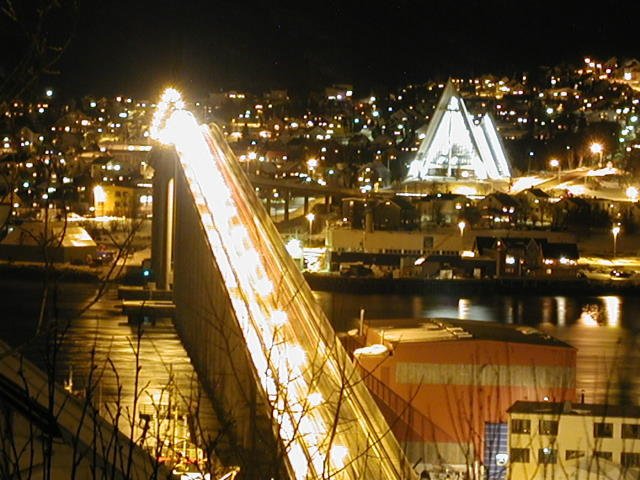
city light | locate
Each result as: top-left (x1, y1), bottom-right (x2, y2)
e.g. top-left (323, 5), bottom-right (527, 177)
top-left (611, 225), bottom-right (620, 258)
top-left (305, 212), bottom-right (315, 235)
top-left (458, 220), bottom-right (466, 236)
top-left (590, 142), bottom-right (604, 166)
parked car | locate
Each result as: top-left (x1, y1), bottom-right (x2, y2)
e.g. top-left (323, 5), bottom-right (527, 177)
top-left (610, 269), bottom-right (632, 279)
top-left (339, 263), bottom-right (373, 277)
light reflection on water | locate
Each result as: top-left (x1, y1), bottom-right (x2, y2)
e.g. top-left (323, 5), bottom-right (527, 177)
top-left (314, 290), bottom-right (640, 404)
top-left (601, 295), bottom-right (621, 328)
top-left (314, 291), bottom-right (640, 331)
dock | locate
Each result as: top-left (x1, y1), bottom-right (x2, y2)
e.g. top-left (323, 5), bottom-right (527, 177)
top-left (121, 299), bottom-right (175, 324)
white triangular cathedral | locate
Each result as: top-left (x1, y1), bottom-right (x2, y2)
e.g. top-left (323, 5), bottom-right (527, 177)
top-left (407, 80), bottom-right (512, 181)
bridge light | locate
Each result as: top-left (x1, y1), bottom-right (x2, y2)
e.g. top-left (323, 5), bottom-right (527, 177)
top-left (330, 445), bottom-right (349, 469)
top-left (255, 278), bottom-right (273, 296)
top-left (307, 392), bottom-right (324, 407)
top-left (270, 310), bottom-right (288, 326)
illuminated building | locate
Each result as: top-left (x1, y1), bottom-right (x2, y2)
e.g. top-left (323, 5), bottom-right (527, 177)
top-left (352, 319), bottom-right (575, 478)
top-left (0, 222), bottom-right (97, 263)
top-left (406, 80), bottom-right (512, 181)
top-left (508, 401), bottom-right (640, 480)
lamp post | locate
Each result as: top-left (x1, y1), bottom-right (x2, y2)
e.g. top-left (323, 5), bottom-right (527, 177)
top-left (549, 158), bottom-right (560, 180)
top-left (458, 220), bottom-right (466, 237)
top-left (306, 212), bottom-right (315, 235)
top-left (611, 225), bottom-right (620, 259)
top-left (590, 142), bottom-right (603, 167)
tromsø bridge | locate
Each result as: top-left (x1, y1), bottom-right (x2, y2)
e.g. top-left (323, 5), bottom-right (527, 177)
top-left (149, 89), bottom-right (415, 480)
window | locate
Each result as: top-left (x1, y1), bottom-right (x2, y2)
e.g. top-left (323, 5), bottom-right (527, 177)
top-left (539, 420), bottom-right (558, 436)
top-left (622, 424), bottom-right (640, 439)
top-left (621, 452), bottom-right (640, 467)
top-left (593, 422), bottom-right (613, 438)
top-left (538, 448), bottom-right (557, 464)
top-left (510, 448), bottom-right (530, 463)
top-left (511, 419), bottom-right (531, 434)
top-left (593, 451), bottom-right (612, 461)
top-left (565, 450), bottom-right (585, 460)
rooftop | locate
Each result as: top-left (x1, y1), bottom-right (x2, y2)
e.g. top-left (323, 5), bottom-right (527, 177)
top-left (366, 318), bottom-right (573, 348)
top-left (508, 400), bottom-right (640, 419)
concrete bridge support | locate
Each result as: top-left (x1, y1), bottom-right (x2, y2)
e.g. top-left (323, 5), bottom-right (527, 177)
top-left (152, 149), bottom-right (282, 478)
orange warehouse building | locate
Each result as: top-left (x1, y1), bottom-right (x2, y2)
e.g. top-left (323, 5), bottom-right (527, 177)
top-left (351, 319), bottom-right (576, 479)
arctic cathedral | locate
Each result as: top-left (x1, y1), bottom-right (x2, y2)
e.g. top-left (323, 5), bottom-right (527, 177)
top-left (406, 80), bottom-right (512, 182)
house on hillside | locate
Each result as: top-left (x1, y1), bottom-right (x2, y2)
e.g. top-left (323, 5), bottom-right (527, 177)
top-left (516, 188), bottom-right (552, 227)
top-left (478, 193), bottom-right (520, 227)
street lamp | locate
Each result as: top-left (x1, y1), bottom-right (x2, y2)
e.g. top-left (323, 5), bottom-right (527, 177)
top-left (549, 158), bottom-right (560, 180)
top-left (458, 220), bottom-right (466, 237)
top-left (611, 225), bottom-right (620, 258)
top-left (306, 212), bottom-right (315, 235)
top-left (590, 142), bottom-right (603, 167)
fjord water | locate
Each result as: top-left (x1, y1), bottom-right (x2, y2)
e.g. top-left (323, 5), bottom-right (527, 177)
top-left (2, 278), bottom-right (639, 406)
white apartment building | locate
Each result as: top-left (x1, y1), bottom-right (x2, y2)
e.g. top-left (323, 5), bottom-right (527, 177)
top-left (508, 400), bottom-right (640, 480)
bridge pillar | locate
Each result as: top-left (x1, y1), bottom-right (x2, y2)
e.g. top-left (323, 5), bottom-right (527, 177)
top-left (303, 195), bottom-right (309, 215)
top-left (151, 147), bottom-right (177, 290)
top-left (170, 158), bottom-right (283, 477)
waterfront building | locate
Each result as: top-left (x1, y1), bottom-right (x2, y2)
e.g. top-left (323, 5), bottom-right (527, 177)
top-left (326, 226), bottom-right (577, 277)
top-left (508, 400), bottom-right (640, 479)
top-left (474, 237), bottom-right (579, 278)
top-left (0, 221), bottom-right (97, 263)
top-left (351, 319), bottom-right (576, 479)
top-left (406, 80), bottom-right (512, 182)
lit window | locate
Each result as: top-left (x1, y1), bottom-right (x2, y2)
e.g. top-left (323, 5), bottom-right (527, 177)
top-left (538, 448), bottom-right (557, 464)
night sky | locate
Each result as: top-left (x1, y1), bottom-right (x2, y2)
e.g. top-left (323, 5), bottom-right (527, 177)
top-left (5, 0), bottom-right (640, 99)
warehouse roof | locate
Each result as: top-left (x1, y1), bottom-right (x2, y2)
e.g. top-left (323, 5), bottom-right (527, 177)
top-left (366, 318), bottom-right (573, 348)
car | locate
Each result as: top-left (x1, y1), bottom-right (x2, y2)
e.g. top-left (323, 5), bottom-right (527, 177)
top-left (339, 263), bottom-right (373, 277)
top-left (610, 269), bottom-right (632, 278)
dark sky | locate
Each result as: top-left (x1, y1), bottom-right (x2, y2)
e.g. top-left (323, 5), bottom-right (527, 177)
top-left (17, 0), bottom-right (640, 98)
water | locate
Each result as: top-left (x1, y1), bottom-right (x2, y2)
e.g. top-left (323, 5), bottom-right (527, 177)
top-left (2, 278), bottom-right (639, 410)
top-left (314, 290), bottom-right (640, 405)
top-left (0, 278), bottom-right (221, 455)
